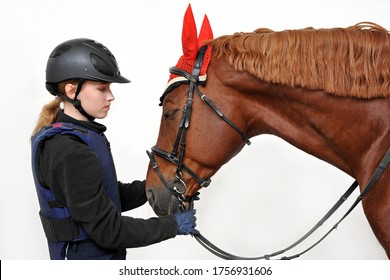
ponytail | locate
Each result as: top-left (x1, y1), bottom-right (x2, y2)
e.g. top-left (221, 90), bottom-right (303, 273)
top-left (31, 97), bottom-right (62, 136)
top-left (32, 80), bottom-right (78, 136)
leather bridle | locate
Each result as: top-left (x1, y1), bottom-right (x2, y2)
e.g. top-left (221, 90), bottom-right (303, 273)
top-left (146, 45), bottom-right (251, 210)
top-left (146, 45), bottom-right (390, 259)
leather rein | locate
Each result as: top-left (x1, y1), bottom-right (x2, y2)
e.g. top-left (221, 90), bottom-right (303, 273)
top-left (147, 46), bottom-right (390, 259)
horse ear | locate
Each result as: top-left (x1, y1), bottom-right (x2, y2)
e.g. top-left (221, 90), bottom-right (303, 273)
top-left (182, 4), bottom-right (198, 60)
top-left (198, 14), bottom-right (213, 47)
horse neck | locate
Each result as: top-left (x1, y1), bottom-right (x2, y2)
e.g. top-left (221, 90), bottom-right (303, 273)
top-left (237, 80), bottom-right (390, 181)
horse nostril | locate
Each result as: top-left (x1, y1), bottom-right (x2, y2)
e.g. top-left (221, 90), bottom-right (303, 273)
top-left (146, 190), bottom-right (155, 207)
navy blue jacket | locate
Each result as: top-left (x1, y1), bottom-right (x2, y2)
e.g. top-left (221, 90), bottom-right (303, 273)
top-left (31, 111), bottom-right (177, 258)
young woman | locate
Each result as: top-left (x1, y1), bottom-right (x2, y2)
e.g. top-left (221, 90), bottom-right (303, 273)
top-left (31, 38), bottom-right (198, 260)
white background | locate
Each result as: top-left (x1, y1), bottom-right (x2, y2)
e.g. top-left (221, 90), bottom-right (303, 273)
top-left (0, 0), bottom-right (389, 260)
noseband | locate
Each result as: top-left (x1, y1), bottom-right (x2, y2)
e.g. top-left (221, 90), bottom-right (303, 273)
top-left (146, 46), bottom-right (251, 209)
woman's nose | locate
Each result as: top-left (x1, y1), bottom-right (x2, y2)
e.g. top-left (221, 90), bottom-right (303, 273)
top-left (108, 91), bottom-right (115, 101)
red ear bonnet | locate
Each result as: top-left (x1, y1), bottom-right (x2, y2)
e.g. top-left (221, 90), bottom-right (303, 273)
top-left (167, 4), bottom-right (214, 84)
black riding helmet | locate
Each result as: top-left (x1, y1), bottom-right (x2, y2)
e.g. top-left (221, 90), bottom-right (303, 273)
top-left (45, 38), bottom-right (130, 120)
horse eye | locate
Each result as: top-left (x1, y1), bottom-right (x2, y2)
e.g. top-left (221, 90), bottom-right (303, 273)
top-left (163, 109), bottom-right (180, 120)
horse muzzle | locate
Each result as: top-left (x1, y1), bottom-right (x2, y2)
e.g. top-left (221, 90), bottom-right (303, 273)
top-left (146, 185), bottom-right (183, 216)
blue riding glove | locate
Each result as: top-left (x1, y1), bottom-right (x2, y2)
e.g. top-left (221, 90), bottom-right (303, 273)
top-left (174, 209), bottom-right (200, 235)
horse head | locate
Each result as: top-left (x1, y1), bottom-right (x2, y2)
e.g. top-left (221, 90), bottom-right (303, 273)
top-left (145, 5), bottom-right (250, 215)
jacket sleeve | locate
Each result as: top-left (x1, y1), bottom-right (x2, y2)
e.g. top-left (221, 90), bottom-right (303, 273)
top-left (118, 180), bottom-right (148, 212)
top-left (41, 135), bottom-right (178, 250)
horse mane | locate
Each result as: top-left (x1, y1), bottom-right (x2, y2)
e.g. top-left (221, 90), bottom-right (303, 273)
top-left (210, 22), bottom-right (390, 99)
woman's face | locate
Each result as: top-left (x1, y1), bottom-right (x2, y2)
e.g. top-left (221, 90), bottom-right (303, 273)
top-left (77, 81), bottom-right (115, 119)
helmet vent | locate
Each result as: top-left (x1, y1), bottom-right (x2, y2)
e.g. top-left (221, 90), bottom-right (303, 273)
top-left (49, 44), bottom-right (72, 58)
top-left (94, 42), bottom-right (116, 59)
top-left (90, 53), bottom-right (115, 77)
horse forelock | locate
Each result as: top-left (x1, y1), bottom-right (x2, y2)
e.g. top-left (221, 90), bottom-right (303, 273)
top-left (210, 22), bottom-right (390, 99)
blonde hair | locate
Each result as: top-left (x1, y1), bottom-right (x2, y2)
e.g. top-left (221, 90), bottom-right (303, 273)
top-left (210, 22), bottom-right (390, 99)
top-left (31, 80), bottom-right (78, 136)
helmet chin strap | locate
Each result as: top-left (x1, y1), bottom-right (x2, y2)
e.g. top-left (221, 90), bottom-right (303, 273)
top-left (46, 79), bottom-right (95, 121)
top-left (62, 79), bottom-right (95, 121)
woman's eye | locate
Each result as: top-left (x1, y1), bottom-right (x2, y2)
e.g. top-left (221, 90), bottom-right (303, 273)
top-left (163, 109), bottom-right (180, 120)
top-left (97, 84), bottom-right (111, 92)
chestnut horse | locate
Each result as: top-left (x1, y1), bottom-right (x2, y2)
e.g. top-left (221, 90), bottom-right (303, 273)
top-left (145, 6), bottom-right (390, 258)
